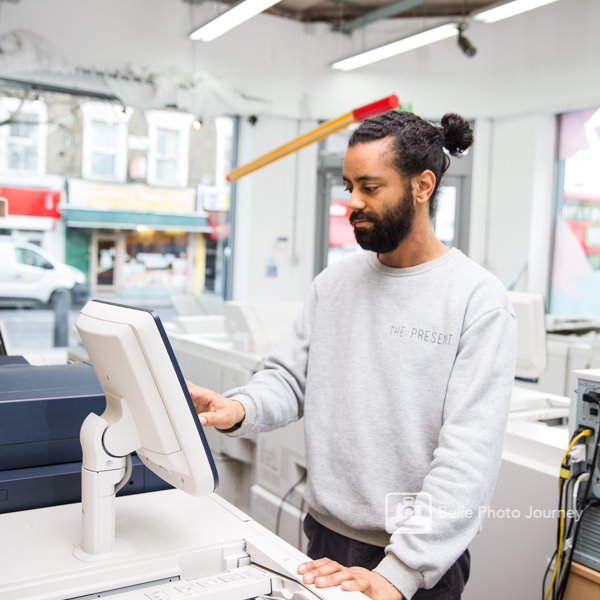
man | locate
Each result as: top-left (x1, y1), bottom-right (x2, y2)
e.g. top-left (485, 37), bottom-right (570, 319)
top-left (188, 110), bottom-right (516, 600)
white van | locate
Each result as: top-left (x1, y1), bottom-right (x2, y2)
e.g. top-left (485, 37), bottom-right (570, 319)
top-left (0, 238), bottom-right (89, 307)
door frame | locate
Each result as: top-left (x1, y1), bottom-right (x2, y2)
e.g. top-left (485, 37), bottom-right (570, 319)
top-left (90, 231), bottom-right (125, 294)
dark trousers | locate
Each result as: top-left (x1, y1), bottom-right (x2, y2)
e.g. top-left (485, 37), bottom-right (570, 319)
top-left (303, 513), bottom-right (470, 600)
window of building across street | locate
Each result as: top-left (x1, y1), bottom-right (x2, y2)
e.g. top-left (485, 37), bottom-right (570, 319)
top-left (0, 97), bottom-right (47, 176)
top-left (550, 106), bottom-right (600, 317)
top-left (81, 101), bottom-right (129, 182)
top-left (146, 110), bottom-right (194, 187)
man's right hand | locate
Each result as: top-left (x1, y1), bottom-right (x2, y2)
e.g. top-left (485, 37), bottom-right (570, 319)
top-left (186, 380), bottom-right (246, 430)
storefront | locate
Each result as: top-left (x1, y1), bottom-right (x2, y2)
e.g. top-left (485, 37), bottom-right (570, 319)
top-left (63, 179), bottom-right (216, 299)
top-left (0, 182), bottom-right (64, 254)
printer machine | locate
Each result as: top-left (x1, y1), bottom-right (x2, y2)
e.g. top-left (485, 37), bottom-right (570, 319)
top-left (0, 301), bottom-right (367, 600)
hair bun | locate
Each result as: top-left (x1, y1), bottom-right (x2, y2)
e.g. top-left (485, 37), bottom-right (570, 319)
top-left (440, 113), bottom-right (473, 156)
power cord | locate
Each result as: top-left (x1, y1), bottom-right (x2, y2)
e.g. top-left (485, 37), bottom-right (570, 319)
top-left (298, 495), bottom-right (307, 553)
top-left (553, 423), bottom-right (600, 600)
top-left (275, 470), bottom-right (307, 545)
top-left (543, 428), bottom-right (593, 600)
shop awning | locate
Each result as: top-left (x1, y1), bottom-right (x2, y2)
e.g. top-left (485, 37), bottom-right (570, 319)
top-left (62, 207), bottom-right (212, 233)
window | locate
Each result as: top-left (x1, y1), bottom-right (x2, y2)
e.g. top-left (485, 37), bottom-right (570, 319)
top-left (155, 127), bottom-right (180, 181)
top-left (314, 128), bottom-right (472, 271)
top-left (89, 120), bottom-right (119, 176)
top-left (0, 97), bottom-right (47, 176)
top-left (146, 110), bottom-right (194, 187)
top-left (15, 246), bottom-right (52, 269)
top-left (550, 106), bottom-right (600, 318)
top-left (81, 101), bottom-right (129, 182)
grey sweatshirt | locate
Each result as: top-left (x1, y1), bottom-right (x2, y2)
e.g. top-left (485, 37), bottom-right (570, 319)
top-left (225, 248), bottom-right (516, 599)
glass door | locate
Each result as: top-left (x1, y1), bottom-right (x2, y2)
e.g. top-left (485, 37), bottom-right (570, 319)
top-left (315, 158), bottom-right (472, 274)
top-left (91, 233), bottom-right (119, 293)
top-left (435, 175), bottom-right (469, 251)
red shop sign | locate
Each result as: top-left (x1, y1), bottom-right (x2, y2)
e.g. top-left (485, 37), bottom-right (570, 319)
top-left (0, 186), bottom-right (61, 218)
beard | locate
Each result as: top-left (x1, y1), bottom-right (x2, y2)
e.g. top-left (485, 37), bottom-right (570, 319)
top-left (349, 183), bottom-right (415, 254)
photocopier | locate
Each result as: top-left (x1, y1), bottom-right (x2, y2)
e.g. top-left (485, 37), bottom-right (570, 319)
top-left (0, 302), bottom-right (368, 600)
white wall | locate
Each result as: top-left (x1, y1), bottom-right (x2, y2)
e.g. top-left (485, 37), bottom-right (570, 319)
top-left (1, 0), bottom-right (599, 301)
top-left (233, 115), bottom-right (318, 301)
top-left (487, 116), bottom-right (546, 287)
top-left (469, 113), bottom-right (557, 295)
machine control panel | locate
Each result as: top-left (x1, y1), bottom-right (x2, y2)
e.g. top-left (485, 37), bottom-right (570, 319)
top-left (100, 566), bottom-right (272, 600)
top-left (574, 371), bottom-right (600, 496)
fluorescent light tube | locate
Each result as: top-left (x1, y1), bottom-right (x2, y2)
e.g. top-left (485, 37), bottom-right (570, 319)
top-left (331, 23), bottom-right (459, 71)
top-left (472, 0), bottom-right (560, 23)
top-left (189, 0), bottom-right (282, 41)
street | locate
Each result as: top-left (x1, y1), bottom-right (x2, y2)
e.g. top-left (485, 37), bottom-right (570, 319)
top-left (0, 300), bottom-right (178, 364)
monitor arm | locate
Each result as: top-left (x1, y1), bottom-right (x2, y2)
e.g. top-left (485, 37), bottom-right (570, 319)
top-left (74, 391), bottom-right (140, 561)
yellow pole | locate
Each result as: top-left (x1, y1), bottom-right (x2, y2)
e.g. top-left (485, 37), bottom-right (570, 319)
top-left (227, 94), bottom-right (399, 182)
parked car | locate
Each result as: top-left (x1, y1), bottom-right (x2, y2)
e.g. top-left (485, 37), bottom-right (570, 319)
top-left (0, 238), bottom-right (89, 308)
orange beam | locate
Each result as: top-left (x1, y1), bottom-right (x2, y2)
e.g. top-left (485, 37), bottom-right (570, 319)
top-left (226, 94), bottom-right (399, 182)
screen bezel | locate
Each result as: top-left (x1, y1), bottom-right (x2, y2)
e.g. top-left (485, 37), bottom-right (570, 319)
top-left (79, 299), bottom-right (219, 492)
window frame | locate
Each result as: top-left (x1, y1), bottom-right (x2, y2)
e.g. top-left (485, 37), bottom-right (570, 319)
top-left (81, 101), bottom-right (130, 182)
top-left (549, 105), bottom-right (600, 317)
top-left (145, 109), bottom-right (194, 188)
top-left (0, 97), bottom-right (47, 176)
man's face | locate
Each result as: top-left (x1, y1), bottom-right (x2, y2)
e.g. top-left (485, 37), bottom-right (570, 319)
top-left (343, 138), bottom-right (416, 254)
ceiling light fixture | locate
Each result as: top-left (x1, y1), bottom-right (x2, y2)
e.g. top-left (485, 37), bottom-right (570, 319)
top-left (189, 0), bottom-right (283, 42)
top-left (331, 22), bottom-right (459, 71)
top-left (192, 117), bottom-right (203, 130)
top-left (472, 0), bottom-right (560, 23)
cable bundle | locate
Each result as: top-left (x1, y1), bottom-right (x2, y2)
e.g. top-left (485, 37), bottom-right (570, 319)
top-left (543, 427), bottom-right (598, 600)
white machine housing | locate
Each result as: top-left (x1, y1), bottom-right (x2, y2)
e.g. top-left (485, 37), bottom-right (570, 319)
top-left (508, 290), bottom-right (547, 381)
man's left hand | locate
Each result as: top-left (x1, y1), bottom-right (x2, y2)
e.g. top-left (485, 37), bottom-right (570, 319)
top-left (297, 558), bottom-right (404, 600)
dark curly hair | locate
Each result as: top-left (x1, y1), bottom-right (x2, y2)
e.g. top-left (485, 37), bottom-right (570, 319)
top-left (348, 111), bottom-right (473, 217)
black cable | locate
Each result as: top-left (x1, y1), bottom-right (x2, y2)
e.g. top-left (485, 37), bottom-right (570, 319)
top-left (275, 470), bottom-right (307, 539)
top-left (542, 549), bottom-right (558, 600)
top-left (554, 422), bottom-right (600, 600)
top-left (555, 476), bottom-right (565, 550)
top-left (544, 396), bottom-right (600, 599)
top-left (542, 426), bottom-right (591, 600)
top-left (298, 495), bottom-right (307, 552)
top-left (554, 476), bottom-right (578, 600)
top-left (555, 500), bottom-right (599, 600)
top-left (555, 482), bottom-right (600, 599)
top-left (546, 440), bottom-right (570, 600)
top-left (551, 477), bottom-right (567, 600)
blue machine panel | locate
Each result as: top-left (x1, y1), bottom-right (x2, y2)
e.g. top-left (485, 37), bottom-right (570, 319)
top-left (0, 362), bottom-right (106, 470)
top-left (0, 361), bottom-right (170, 513)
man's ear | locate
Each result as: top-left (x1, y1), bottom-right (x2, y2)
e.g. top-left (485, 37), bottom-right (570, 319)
top-left (412, 170), bottom-right (436, 205)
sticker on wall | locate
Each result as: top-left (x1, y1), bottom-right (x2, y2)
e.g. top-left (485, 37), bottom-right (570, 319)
top-left (266, 257), bottom-right (278, 278)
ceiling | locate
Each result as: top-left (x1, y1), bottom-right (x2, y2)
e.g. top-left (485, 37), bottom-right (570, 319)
top-left (193, 0), bottom-right (501, 32)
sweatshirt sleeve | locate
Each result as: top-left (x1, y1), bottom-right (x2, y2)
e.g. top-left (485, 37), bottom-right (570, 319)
top-left (222, 284), bottom-right (316, 438)
top-left (374, 303), bottom-right (516, 599)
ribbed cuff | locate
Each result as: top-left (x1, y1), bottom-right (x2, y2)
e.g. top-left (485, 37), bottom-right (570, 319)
top-left (374, 553), bottom-right (424, 600)
top-left (220, 392), bottom-right (257, 437)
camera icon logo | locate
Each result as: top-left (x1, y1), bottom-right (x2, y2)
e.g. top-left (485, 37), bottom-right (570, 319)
top-left (385, 492), bottom-right (433, 534)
